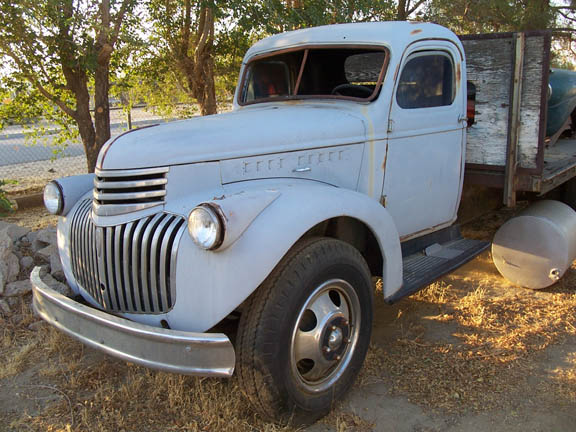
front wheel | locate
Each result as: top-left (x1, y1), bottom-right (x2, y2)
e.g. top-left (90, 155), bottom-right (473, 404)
top-left (236, 238), bottom-right (373, 425)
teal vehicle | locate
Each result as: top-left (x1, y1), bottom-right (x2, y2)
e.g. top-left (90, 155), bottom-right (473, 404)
top-left (547, 68), bottom-right (576, 137)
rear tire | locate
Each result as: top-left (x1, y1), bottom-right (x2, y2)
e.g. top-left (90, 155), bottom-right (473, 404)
top-left (236, 237), bottom-right (373, 425)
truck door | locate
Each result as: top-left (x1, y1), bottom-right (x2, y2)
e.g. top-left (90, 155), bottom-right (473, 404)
top-left (382, 42), bottom-right (465, 238)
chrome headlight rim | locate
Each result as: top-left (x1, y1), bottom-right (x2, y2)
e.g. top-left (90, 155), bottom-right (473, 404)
top-left (43, 181), bottom-right (64, 215)
top-left (188, 204), bottom-right (224, 250)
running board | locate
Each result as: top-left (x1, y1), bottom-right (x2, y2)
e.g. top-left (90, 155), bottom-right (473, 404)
top-left (385, 237), bottom-right (490, 304)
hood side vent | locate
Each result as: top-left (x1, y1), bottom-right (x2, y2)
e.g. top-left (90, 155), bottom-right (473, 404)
top-left (93, 167), bottom-right (169, 216)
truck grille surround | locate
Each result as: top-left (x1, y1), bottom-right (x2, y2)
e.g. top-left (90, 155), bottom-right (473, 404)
top-left (69, 199), bottom-right (186, 314)
top-left (93, 167), bottom-right (169, 216)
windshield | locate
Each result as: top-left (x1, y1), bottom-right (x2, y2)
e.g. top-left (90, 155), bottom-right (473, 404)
top-left (240, 47), bottom-right (388, 105)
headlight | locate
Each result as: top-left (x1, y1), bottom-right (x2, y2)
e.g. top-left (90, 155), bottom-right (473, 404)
top-left (188, 205), bottom-right (223, 250)
top-left (43, 181), bottom-right (64, 215)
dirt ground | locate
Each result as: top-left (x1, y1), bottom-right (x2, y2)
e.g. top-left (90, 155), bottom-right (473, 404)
top-left (1, 205), bottom-right (575, 431)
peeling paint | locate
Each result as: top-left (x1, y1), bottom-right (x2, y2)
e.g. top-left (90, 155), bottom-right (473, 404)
top-left (456, 62), bottom-right (461, 86)
top-left (410, 29), bottom-right (422, 35)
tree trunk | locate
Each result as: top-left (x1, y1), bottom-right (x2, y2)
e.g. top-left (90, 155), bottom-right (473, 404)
top-left (176, 4), bottom-right (218, 116)
top-left (397, 0), bottom-right (408, 20)
top-left (93, 62), bottom-right (112, 170)
top-left (74, 94), bottom-right (98, 173)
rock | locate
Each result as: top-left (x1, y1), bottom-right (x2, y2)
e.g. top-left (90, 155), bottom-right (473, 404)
top-left (26, 231), bottom-right (37, 245)
top-left (7, 297), bottom-right (19, 308)
top-left (36, 227), bottom-right (57, 246)
top-left (0, 222), bottom-right (30, 242)
top-left (39, 265), bottom-right (50, 278)
top-left (4, 252), bottom-right (20, 283)
top-left (32, 239), bottom-right (47, 253)
top-left (42, 273), bottom-right (72, 297)
top-left (20, 256), bottom-right (34, 271)
top-left (36, 245), bottom-right (56, 263)
top-left (0, 228), bottom-right (20, 293)
top-left (0, 299), bottom-right (10, 315)
top-left (50, 254), bottom-right (64, 280)
top-left (4, 279), bottom-right (32, 297)
top-left (28, 321), bottom-right (45, 331)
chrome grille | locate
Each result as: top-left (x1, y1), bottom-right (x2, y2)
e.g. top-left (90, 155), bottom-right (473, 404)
top-left (93, 167), bottom-right (169, 216)
top-left (69, 199), bottom-right (186, 314)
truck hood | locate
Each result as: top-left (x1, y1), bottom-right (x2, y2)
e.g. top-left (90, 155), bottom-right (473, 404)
top-left (98, 105), bottom-right (367, 170)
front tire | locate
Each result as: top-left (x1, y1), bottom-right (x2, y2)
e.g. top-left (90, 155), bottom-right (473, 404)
top-left (236, 237), bottom-right (373, 425)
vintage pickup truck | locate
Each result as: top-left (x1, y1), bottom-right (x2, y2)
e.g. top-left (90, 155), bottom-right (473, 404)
top-left (32, 22), bottom-right (576, 424)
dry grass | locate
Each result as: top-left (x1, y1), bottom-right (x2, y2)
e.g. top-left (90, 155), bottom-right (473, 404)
top-left (2, 205), bottom-right (58, 230)
top-left (5, 326), bottom-right (295, 432)
top-left (367, 271), bottom-right (576, 412)
top-left (1, 204), bottom-right (575, 430)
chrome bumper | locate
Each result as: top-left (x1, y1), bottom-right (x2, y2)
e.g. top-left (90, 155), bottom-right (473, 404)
top-left (31, 267), bottom-right (235, 377)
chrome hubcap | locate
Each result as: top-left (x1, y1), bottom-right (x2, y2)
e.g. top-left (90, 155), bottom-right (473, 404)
top-left (328, 328), bottom-right (343, 350)
top-left (290, 279), bottom-right (361, 393)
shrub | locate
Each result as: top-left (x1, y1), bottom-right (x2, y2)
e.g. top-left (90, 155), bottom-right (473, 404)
top-left (0, 179), bottom-right (16, 215)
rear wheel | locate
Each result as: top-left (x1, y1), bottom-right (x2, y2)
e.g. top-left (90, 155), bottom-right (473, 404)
top-left (236, 237), bottom-right (373, 425)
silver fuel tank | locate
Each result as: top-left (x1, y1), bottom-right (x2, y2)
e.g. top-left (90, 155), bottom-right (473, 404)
top-left (492, 200), bottom-right (576, 289)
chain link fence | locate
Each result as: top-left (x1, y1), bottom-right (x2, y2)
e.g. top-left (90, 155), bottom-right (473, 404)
top-left (0, 106), bottom-right (174, 195)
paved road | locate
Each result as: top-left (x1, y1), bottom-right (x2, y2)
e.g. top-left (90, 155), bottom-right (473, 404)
top-left (0, 119), bottom-right (164, 167)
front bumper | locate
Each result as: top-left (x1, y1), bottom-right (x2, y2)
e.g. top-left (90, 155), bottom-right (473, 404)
top-left (31, 267), bottom-right (235, 377)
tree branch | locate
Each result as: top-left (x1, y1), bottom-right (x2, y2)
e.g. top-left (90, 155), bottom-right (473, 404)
top-left (196, 7), bottom-right (214, 56)
top-left (181, 0), bottom-right (192, 57)
top-left (0, 47), bottom-right (76, 119)
top-left (407, 0), bottom-right (427, 16)
top-left (110, 0), bottom-right (134, 48)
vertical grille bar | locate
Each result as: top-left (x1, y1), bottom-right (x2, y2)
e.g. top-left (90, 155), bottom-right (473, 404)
top-left (131, 218), bottom-right (149, 312)
top-left (75, 200), bottom-right (91, 291)
top-left (122, 222), bottom-right (136, 310)
top-left (69, 199), bottom-right (183, 314)
top-left (158, 216), bottom-right (176, 311)
top-left (149, 215), bottom-right (172, 311)
top-left (83, 203), bottom-right (100, 303)
top-left (96, 227), bottom-right (109, 308)
top-left (113, 225), bottom-right (127, 311)
top-left (105, 228), bottom-right (119, 311)
top-left (139, 214), bottom-right (164, 312)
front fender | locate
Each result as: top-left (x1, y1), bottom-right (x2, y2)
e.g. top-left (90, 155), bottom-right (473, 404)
top-left (167, 180), bottom-right (402, 332)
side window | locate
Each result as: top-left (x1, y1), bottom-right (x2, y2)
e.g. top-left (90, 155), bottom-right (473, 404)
top-left (396, 52), bottom-right (455, 109)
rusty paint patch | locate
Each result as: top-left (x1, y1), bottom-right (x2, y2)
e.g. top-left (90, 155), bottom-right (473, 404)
top-left (381, 140), bottom-right (389, 171)
top-left (410, 29), bottom-right (422, 35)
top-left (393, 63), bottom-right (401, 82)
top-left (456, 62), bottom-right (461, 86)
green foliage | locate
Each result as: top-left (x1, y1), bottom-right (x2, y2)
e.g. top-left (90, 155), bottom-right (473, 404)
top-left (238, 0), bottom-right (398, 34)
top-left (0, 0), bottom-right (140, 171)
top-left (0, 179), bottom-right (16, 215)
top-left (0, 74), bottom-right (78, 157)
top-left (424, 0), bottom-right (573, 33)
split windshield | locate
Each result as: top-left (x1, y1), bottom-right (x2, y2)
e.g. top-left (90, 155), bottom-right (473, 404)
top-left (240, 47), bottom-right (387, 104)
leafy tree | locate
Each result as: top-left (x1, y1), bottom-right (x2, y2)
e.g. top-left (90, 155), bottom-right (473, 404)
top-left (0, 0), bottom-right (138, 172)
top-left (424, 0), bottom-right (574, 33)
top-left (146, 0), bottom-right (221, 115)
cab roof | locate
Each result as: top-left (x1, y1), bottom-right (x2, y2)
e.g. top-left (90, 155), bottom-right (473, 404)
top-left (244, 21), bottom-right (459, 60)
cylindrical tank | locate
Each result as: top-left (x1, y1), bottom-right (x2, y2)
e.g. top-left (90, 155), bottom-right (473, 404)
top-left (492, 200), bottom-right (576, 289)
